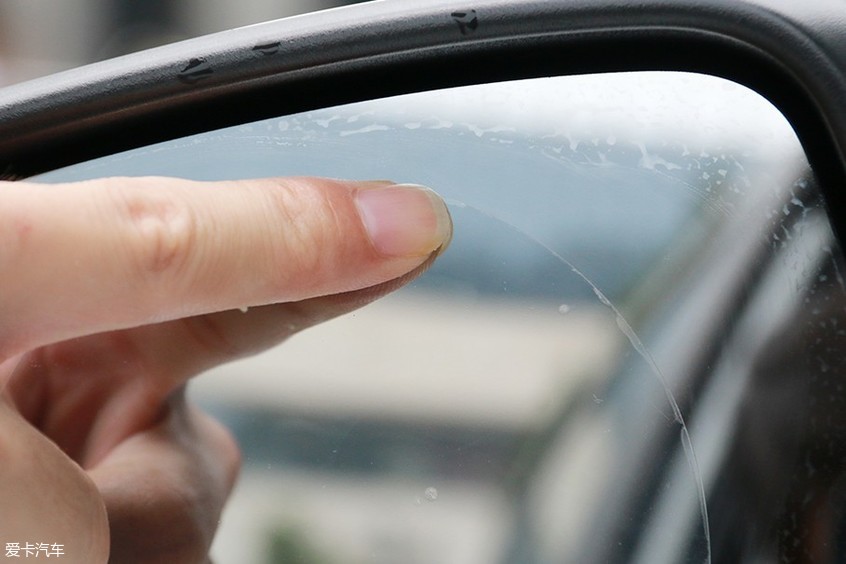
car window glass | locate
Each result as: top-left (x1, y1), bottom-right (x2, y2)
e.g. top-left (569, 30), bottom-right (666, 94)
top-left (37, 72), bottom-right (846, 564)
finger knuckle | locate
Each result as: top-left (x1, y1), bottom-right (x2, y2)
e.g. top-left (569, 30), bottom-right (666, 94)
top-left (261, 179), bottom-right (341, 285)
top-left (109, 468), bottom-right (215, 563)
top-left (114, 187), bottom-right (198, 279)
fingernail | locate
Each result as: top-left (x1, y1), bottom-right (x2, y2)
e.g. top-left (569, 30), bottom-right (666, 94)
top-left (355, 183), bottom-right (452, 257)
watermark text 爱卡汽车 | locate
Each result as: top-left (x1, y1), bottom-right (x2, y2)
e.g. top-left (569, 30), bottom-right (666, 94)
top-left (4, 543), bottom-right (64, 558)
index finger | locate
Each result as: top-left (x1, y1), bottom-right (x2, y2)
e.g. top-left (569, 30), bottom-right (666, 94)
top-left (0, 177), bottom-right (452, 360)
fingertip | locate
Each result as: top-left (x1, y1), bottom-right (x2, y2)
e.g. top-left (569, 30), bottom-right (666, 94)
top-left (353, 183), bottom-right (453, 258)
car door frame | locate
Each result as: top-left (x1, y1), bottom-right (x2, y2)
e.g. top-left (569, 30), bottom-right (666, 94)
top-left (2, 0), bottom-right (846, 240)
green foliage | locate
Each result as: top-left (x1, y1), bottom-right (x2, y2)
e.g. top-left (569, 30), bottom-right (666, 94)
top-left (266, 526), bottom-right (329, 564)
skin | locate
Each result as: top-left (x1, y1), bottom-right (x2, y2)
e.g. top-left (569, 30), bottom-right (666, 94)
top-left (0, 176), bottom-right (452, 563)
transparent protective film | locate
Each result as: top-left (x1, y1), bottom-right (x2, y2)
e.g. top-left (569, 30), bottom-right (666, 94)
top-left (39, 73), bottom-right (845, 564)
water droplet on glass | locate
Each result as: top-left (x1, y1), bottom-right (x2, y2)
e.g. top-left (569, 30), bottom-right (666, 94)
top-left (558, 304), bottom-right (571, 315)
top-left (445, 198), bottom-right (467, 209)
top-left (424, 487), bottom-right (439, 502)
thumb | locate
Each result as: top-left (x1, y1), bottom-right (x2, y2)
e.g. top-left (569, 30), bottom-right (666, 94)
top-left (0, 396), bottom-right (110, 561)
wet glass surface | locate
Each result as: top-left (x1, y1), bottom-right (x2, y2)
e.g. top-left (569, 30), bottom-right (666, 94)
top-left (38, 72), bottom-right (846, 563)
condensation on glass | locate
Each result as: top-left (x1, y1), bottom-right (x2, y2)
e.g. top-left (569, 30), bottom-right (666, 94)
top-left (39, 73), bottom-right (846, 564)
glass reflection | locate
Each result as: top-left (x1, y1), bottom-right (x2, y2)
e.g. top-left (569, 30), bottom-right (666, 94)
top-left (37, 73), bottom-right (846, 563)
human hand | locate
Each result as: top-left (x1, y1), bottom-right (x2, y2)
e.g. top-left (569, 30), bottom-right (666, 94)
top-left (0, 176), bottom-right (452, 563)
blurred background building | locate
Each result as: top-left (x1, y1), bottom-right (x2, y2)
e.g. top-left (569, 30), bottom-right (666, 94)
top-left (0, 0), bottom-right (360, 86)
